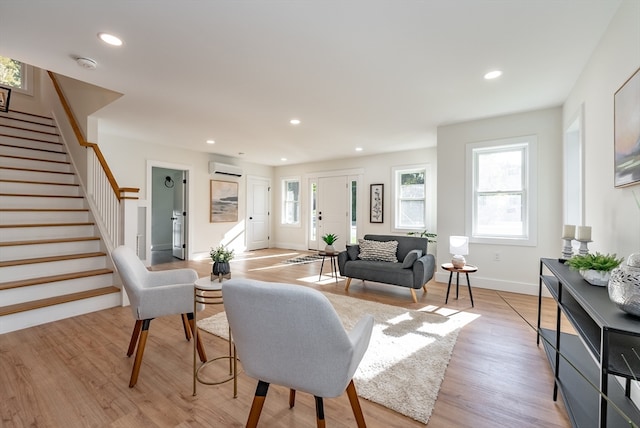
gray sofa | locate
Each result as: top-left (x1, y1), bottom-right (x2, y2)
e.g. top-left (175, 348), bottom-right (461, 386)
top-left (337, 234), bottom-right (435, 302)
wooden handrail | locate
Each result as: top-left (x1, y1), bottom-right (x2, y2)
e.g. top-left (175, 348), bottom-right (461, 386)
top-left (47, 71), bottom-right (138, 200)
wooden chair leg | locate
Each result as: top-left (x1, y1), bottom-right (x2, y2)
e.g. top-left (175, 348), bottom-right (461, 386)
top-left (289, 389), bottom-right (296, 408)
top-left (247, 380), bottom-right (270, 428)
top-left (127, 320), bottom-right (143, 357)
top-left (315, 396), bottom-right (326, 428)
top-left (345, 277), bottom-right (352, 291)
top-left (409, 288), bottom-right (418, 303)
top-left (181, 313), bottom-right (192, 340)
top-left (346, 380), bottom-right (367, 428)
top-left (129, 319), bottom-right (151, 387)
top-left (187, 313), bottom-right (207, 362)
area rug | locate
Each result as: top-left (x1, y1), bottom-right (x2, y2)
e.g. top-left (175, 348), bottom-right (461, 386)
top-left (282, 254), bottom-right (323, 264)
top-left (197, 291), bottom-right (470, 424)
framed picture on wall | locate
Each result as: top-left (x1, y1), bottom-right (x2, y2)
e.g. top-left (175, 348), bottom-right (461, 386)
top-left (370, 184), bottom-right (383, 223)
top-left (0, 86), bottom-right (11, 113)
top-left (210, 180), bottom-right (238, 222)
top-left (614, 67), bottom-right (640, 188)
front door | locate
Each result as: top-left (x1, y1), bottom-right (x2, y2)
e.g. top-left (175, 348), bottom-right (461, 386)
top-left (317, 176), bottom-right (349, 252)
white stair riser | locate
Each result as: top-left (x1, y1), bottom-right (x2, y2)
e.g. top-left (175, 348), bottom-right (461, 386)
top-left (0, 128), bottom-right (59, 143)
top-left (0, 168), bottom-right (76, 184)
top-left (1, 224), bottom-right (94, 241)
top-left (1, 181), bottom-right (81, 196)
top-left (0, 292), bottom-right (122, 334)
top-left (0, 210), bottom-right (90, 224)
top-left (0, 195), bottom-right (85, 209)
top-left (0, 117), bottom-right (57, 134)
top-left (0, 135), bottom-right (63, 152)
top-left (0, 112), bottom-right (53, 127)
top-left (1, 255), bottom-right (107, 282)
top-left (0, 240), bottom-right (100, 261)
top-left (2, 273), bottom-right (114, 306)
top-left (0, 156), bottom-right (71, 172)
top-left (0, 145), bottom-right (67, 163)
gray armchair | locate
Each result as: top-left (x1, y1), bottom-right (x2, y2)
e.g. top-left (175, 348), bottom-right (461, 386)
top-left (222, 278), bottom-right (373, 428)
top-left (111, 245), bottom-right (207, 387)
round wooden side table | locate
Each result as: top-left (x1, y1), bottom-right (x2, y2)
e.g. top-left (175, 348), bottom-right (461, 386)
top-left (441, 263), bottom-right (477, 307)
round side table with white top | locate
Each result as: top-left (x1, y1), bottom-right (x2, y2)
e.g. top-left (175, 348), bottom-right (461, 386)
top-left (193, 276), bottom-right (237, 397)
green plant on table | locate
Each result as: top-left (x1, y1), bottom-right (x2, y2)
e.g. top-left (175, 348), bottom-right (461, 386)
top-left (321, 233), bottom-right (339, 245)
top-left (564, 252), bottom-right (623, 272)
top-left (407, 230), bottom-right (437, 243)
top-left (210, 245), bottom-right (235, 262)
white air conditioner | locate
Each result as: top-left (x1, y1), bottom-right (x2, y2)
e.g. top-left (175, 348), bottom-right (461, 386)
top-left (209, 161), bottom-right (243, 177)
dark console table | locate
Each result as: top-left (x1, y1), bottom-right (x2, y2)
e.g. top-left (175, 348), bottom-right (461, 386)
top-left (538, 258), bottom-right (640, 428)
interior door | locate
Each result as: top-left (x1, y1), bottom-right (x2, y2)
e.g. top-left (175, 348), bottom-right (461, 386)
top-left (171, 171), bottom-right (186, 259)
top-left (317, 176), bottom-right (349, 252)
top-left (247, 176), bottom-right (270, 250)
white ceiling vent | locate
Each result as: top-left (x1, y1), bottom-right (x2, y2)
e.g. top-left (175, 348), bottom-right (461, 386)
top-left (209, 161), bottom-right (243, 177)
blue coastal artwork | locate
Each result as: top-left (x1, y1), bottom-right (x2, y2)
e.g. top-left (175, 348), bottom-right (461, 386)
top-left (210, 180), bottom-right (238, 222)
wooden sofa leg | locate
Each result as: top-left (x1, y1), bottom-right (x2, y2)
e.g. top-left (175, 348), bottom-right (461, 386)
top-left (422, 283), bottom-right (428, 293)
top-left (345, 277), bottom-right (352, 291)
top-left (410, 288), bottom-right (418, 303)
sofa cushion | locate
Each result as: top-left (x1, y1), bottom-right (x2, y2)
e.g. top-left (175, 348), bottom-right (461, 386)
top-left (402, 249), bottom-right (423, 268)
top-left (346, 245), bottom-right (360, 261)
top-left (358, 239), bottom-right (398, 262)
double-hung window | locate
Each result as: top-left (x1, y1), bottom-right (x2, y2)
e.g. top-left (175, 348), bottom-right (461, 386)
top-left (281, 178), bottom-right (300, 226)
top-left (466, 136), bottom-right (537, 245)
top-left (392, 165), bottom-right (429, 232)
top-left (0, 56), bottom-right (32, 94)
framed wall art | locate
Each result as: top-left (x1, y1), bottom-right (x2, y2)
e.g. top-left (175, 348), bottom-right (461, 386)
top-left (614, 67), bottom-right (640, 188)
top-left (0, 86), bottom-right (12, 113)
top-left (210, 180), bottom-right (238, 222)
top-left (370, 183), bottom-right (383, 223)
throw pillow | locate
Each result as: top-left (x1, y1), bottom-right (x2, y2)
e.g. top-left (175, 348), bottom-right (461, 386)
top-left (346, 245), bottom-right (360, 261)
top-left (357, 239), bottom-right (399, 262)
top-left (402, 249), bottom-right (423, 268)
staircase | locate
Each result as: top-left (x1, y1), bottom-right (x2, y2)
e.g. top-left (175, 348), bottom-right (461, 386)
top-left (0, 110), bottom-right (121, 334)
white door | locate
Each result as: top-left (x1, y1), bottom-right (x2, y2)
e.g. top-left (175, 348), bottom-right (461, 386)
top-left (317, 176), bottom-right (349, 252)
top-left (247, 176), bottom-right (270, 250)
top-left (172, 171), bottom-right (186, 259)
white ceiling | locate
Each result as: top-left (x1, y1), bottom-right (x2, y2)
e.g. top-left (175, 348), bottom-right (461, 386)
top-left (0, 0), bottom-right (621, 166)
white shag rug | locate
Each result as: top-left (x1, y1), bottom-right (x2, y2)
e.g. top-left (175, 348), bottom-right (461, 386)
top-left (197, 292), bottom-right (465, 424)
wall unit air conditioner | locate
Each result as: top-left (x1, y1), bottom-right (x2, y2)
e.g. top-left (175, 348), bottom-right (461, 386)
top-left (209, 161), bottom-right (243, 177)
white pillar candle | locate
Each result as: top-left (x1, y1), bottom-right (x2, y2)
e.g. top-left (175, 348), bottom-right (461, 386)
top-left (562, 224), bottom-right (575, 239)
top-left (576, 226), bottom-right (591, 241)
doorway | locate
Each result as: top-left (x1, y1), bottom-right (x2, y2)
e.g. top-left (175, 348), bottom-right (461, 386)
top-left (246, 175), bottom-right (271, 250)
top-left (150, 166), bottom-right (188, 265)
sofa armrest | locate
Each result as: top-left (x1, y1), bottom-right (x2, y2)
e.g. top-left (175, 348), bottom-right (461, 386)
top-left (412, 254), bottom-right (436, 287)
top-left (338, 251), bottom-right (349, 275)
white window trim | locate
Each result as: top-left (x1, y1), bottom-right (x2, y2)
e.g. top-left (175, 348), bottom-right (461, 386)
top-left (1, 60), bottom-right (33, 96)
top-left (281, 176), bottom-right (301, 228)
top-left (465, 136), bottom-right (537, 246)
top-left (391, 163), bottom-right (431, 233)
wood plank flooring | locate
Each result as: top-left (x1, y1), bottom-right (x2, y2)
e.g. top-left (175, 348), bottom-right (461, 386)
top-left (0, 248), bottom-right (571, 427)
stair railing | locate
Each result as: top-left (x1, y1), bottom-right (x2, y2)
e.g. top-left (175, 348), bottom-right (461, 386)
top-left (47, 71), bottom-right (139, 251)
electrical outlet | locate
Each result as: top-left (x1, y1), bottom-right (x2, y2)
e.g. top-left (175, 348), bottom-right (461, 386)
top-left (494, 252), bottom-right (501, 262)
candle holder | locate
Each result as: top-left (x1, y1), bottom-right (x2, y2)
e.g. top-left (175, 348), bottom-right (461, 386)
top-left (576, 239), bottom-right (592, 255)
top-left (561, 238), bottom-right (573, 260)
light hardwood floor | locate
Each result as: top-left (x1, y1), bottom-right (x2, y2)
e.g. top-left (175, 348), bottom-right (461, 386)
top-left (1, 249), bottom-right (570, 427)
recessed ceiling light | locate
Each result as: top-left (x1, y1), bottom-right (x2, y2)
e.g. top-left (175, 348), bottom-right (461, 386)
top-left (484, 70), bottom-right (502, 80)
top-left (206, 139), bottom-right (215, 144)
top-left (290, 119), bottom-right (301, 125)
top-left (98, 32), bottom-right (123, 46)
top-left (281, 157), bottom-right (287, 161)
top-left (355, 147), bottom-right (363, 152)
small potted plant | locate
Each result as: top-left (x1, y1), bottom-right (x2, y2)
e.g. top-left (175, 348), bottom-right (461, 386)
top-left (210, 245), bottom-right (235, 278)
top-left (565, 252), bottom-right (623, 286)
top-left (321, 233), bottom-right (339, 253)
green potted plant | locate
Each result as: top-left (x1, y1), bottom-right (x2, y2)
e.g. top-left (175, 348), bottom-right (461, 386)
top-left (321, 233), bottom-right (339, 253)
top-left (407, 230), bottom-right (437, 254)
top-left (565, 252), bottom-right (623, 286)
top-left (210, 245), bottom-right (235, 277)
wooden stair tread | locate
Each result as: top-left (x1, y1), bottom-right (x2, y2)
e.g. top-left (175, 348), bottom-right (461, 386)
top-left (0, 208), bottom-right (88, 212)
top-left (0, 251), bottom-right (106, 267)
top-left (0, 154), bottom-right (70, 165)
top-left (0, 222), bottom-right (94, 228)
top-left (0, 268), bottom-right (113, 291)
top-left (0, 178), bottom-right (79, 186)
top-left (0, 123), bottom-right (60, 137)
top-left (1, 110), bottom-right (53, 121)
top-left (0, 286), bottom-right (120, 317)
top-left (0, 135), bottom-right (63, 146)
top-left (0, 166), bottom-right (74, 175)
top-left (0, 193), bottom-right (83, 198)
top-left (0, 236), bottom-right (100, 247)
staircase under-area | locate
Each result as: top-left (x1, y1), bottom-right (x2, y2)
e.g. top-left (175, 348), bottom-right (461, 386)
top-left (0, 109), bottom-right (121, 334)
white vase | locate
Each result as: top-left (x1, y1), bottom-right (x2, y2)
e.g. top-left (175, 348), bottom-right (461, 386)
top-left (324, 245), bottom-right (335, 253)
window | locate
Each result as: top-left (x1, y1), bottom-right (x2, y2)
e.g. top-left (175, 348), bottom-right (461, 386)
top-left (392, 165), bottom-right (429, 231)
top-left (466, 136), bottom-right (537, 245)
top-left (282, 178), bottom-right (300, 226)
top-left (0, 56), bottom-right (31, 94)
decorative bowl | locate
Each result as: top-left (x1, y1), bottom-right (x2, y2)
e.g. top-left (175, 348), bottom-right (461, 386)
top-left (579, 269), bottom-right (610, 286)
top-left (608, 262), bottom-right (640, 317)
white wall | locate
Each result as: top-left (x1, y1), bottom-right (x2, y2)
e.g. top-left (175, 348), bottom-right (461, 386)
top-left (273, 148), bottom-right (438, 251)
top-left (437, 107), bottom-right (563, 295)
top-left (563, 0), bottom-right (640, 259)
